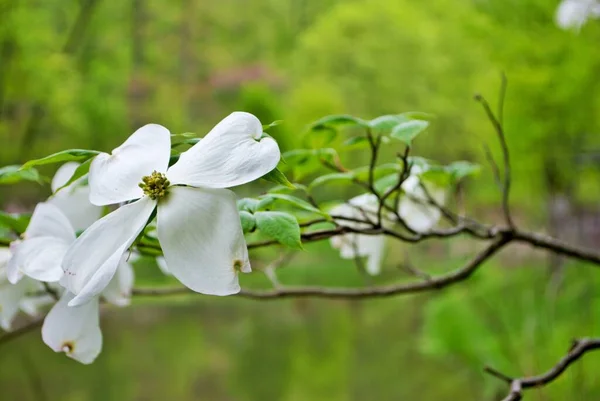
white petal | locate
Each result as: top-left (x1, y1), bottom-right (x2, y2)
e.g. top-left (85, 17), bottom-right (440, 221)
top-left (400, 177), bottom-right (445, 233)
top-left (13, 237), bottom-right (69, 282)
top-left (157, 186), bottom-right (249, 295)
top-left (48, 185), bottom-right (102, 232)
top-left (156, 256), bottom-right (171, 275)
top-left (555, 0), bottom-right (590, 29)
top-left (363, 236), bottom-right (385, 275)
top-left (88, 124), bottom-right (171, 205)
top-left (42, 292), bottom-right (102, 364)
top-left (0, 277), bottom-right (39, 331)
top-left (19, 294), bottom-right (56, 317)
top-left (0, 247), bottom-right (11, 267)
top-left (330, 194), bottom-right (380, 229)
top-left (2, 246), bottom-right (22, 284)
top-left (51, 162), bottom-right (80, 192)
top-left (63, 197), bottom-right (156, 307)
top-left (25, 202), bottom-right (75, 242)
top-left (330, 233), bottom-right (385, 275)
top-left (101, 255), bottom-right (135, 307)
top-left (166, 112), bottom-right (280, 188)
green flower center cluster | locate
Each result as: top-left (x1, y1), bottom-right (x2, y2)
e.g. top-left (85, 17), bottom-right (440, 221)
top-left (139, 171), bottom-right (170, 200)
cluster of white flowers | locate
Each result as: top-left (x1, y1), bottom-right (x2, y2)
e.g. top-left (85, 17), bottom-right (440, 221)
top-left (0, 112), bottom-right (280, 364)
top-left (555, 0), bottom-right (600, 30)
top-left (329, 166), bottom-right (445, 275)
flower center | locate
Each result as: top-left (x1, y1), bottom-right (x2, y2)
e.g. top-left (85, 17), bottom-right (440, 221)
top-left (139, 171), bottom-right (170, 200)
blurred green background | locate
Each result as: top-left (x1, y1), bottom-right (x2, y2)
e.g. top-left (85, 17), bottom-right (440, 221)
top-left (1, 0), bottom-right (600, 400)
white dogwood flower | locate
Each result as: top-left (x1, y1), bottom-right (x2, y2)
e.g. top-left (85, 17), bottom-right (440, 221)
top-left (555, 0), bottom-right (600, 30)
top-left (329, 194), bottom-right (386, 275)
top-left (8, 202), bottom-right (75, 284)
top-left (8, 202), bottom-right (135, 305)
top-left (0, 247), bottom-right (43, 331)
top-left (47, 162), bottom-right (103, 232)
top-left (62, 112), bottom-right (280, 306)
top-left (42, 291), bottom-right (101, 364)
top-left (40, 253), bottom-right (134, 364)
top-left (399, 171), bottom-right (446, 233)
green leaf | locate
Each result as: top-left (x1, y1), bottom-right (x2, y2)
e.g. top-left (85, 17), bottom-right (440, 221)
top-left (256, 196), bottom-right (275, 210)
top-left (261, 167), bottom-right (295, 189)
top-left (55, 158), bottom-right (92, 191)
top-left (268, 183), bottom-right (308, 194)
top-left (400, 111), bottom-right (436, 121)
top-left (237, 198), bottom-right (260, 213)
top-left (406, 156), bottom-right (434, 170)
top-left (0, 165), bottom-right (44, 185)
top-left (316, 148), bottom-right (338, 165)
top-left (374, 173), bottom-right (401, 193)
top-left (309, 172), bottom-right (355, 192)
top-left (309, 115), bottom-right (367, 131)
top-left (171, 138), bottom-right (201, 148)
top-left (368, 115), bottom-right (410, 135)
top-left (420, 167), bottom-right (452, 187)
top-left (171, 132), bottom-right (196, 138)
top-left (353, 163), bottom-right (402, 182)
top-left (343, 135), bottom-right (370, 148)
top-left (263, 120), bottom-right (283, 131)
top-left (0, 211), bottom-right (31, 234)
top-left (305, 115), bottom-right (368, 148)
top-left (22, 149), bottom-right (100, 169)
top-left (239, 211), bottom-right (256, 234)
top-left (390, 120), bottom-right (429, 145)
top-left (254, 211), bottom-right (302, 249)
top-left (280, 148), bottom-right (339, 180)
top-left (447, 161), bottom-right (481, 181)
top-left (259, 193), bottom-right (324, 216)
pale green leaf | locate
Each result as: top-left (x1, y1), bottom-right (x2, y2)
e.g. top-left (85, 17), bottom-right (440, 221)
top-left (261, 167), bottom-right (295, 189)
top-left (0, 165), bottom-right (44, 185)
top-left (309, 172), bottom-right (355, 191)
top-left (55, 158), bottom-right (92, 191)
top-left (237, 198), bottom-right (260, 213)
top-left (390, 120), bottom-right (429, 145)
top-left (239, 211), bottom-right (256, 234)
top-left (255, 211), bottom-right (302, 249)
top-left (259, 193), bottom-right (324, 216)
top-left (22, 149), bottom-right (99, 169)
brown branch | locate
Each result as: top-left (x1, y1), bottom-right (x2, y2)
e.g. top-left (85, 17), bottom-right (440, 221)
top-left (0, 317), bottom-right (44, 348)
top-left (513, 230), bottom-right (600, 265)
top-left (133, 235), bottom-right (510, 300)
top-left (485, 338), bottom-right (600, 401)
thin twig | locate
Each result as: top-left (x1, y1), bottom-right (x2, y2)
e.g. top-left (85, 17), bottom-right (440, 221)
top-left (483, 143), bottom-right (503, 191)
top-left (133, 235), bottom-right (510, 300)
top-left (485, 338), bottom-right (600, 401)
top-left (0, 317), bottom-right (44, 348)
top-left (475, 90), bottom-right (514, 230)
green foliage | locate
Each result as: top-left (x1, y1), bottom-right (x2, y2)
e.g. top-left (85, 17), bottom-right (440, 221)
top-left (21, 149), bottom-right (99, 169)
top-left (261, 167), bottom-right (295, 189)
top-left (55, 159), bottom-right (93, 191)
top-left (239, 210), bottom-right (256, 234)
top-left (0, 165), bottom-right (44, 185)
top-left (258, 193), bottom-right (325, 216)
top-left (390, 120), bottom-right (429, 145)
top-left (309, 172), bottom-right (356, 192)
top-left (254, 211), bottom-right (302, 249)
top-left (0, 211), bottom-right (31, 234)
